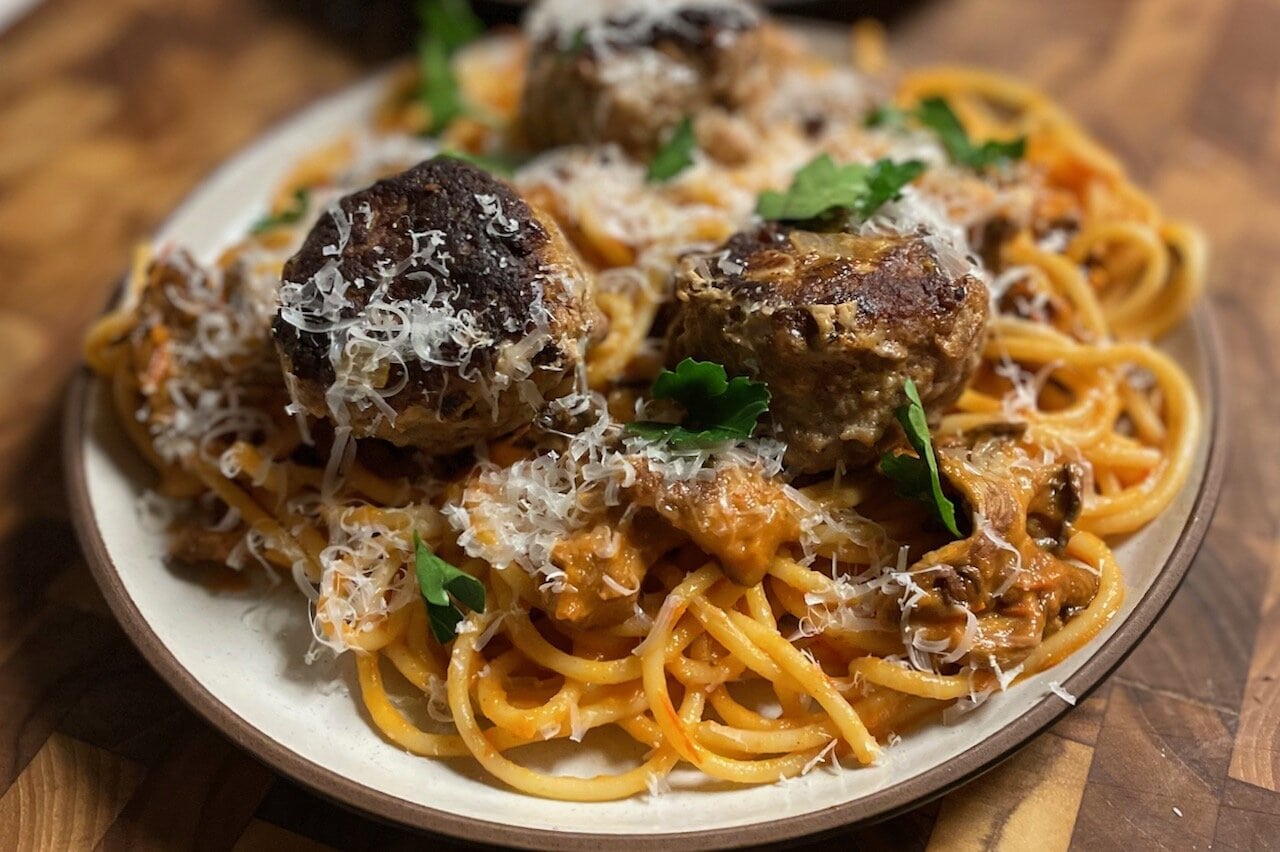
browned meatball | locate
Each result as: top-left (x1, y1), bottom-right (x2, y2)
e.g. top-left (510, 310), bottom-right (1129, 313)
top-left (519, 0), bottom-right (767, 156)
top-left (273, 157), bottom-right (598, 452)
top-left (666, 224), bottom-right (989, 473)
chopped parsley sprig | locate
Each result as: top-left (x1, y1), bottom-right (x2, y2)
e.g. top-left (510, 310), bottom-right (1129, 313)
top-left (415, 0), bottom-right (484, 137)
top-left (565, 27), bottom-right (589, 55)
top-left (863, 103), bottom-right (910, 129)
top-left (879, 379), bottom-right (964, 538)
top-left (625, 359), bottom-right (770, 449)
top-left (414, 533), bottom-right (486, 643)
top-left (647, 116), bottom-right (698, 183)
top-left (756, 155), bottom-right (925, 224)
top-left (250, 188), bottom-right (310, 235)
top-left (865, 96), bottom-right (1026, 171)
top-left (439, 148), bottom-right (526, 177)
top-left (916, 97), bottom-right (1025, 170)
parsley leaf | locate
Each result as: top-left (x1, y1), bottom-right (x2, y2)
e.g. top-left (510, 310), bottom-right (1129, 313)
top-left (565, 27), bottom-right (589, 55)
top-left (915, 96), bottom-right (1025, 170)
top-left (879, 379), bottom-right (964, 538)
top-left (863, 97), bottom-right (1025, 171)
top-left (756, 155), bottom-right (854, 221)
top-left (863, 104), bottom-right (909, 129)
top-left (756, 155), bottom-right (925, 223)
top-left (250, 188), bottom-right (310, 235)
top-left (647, 116), bottom-right (697, 183)
top-left (419, 0), bottom-right (482, 52)
top-left (417, 38), bottom-right (463, 136)
top-left (414, 532), bottom-right (485, 644)
top-left (438, 149), bottom-right (525, 177)
top-left (855, 159), bottom-right (928, 220)
top-left (625, 359), bottom-right (770, 449)
top-left (415, 0), bottom-right (483, 137)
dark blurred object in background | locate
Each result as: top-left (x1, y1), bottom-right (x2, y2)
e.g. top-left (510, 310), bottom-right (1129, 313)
top-left (270, 0), bottom-right (926, 63)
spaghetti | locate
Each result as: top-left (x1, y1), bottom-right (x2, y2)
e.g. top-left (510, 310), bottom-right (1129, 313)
top-left (83, 8), bottom-right (1203, 801)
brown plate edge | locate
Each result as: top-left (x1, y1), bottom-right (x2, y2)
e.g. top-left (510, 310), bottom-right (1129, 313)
top-left (63, 304), bottom-right (1229, 851)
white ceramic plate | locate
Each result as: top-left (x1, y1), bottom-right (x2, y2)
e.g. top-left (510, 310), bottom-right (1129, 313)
top-left (65, 56), bottom-right (1226, 852)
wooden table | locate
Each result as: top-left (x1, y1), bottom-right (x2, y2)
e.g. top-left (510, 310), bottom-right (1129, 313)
top-left (1, 0), bottom-right (1277, 848)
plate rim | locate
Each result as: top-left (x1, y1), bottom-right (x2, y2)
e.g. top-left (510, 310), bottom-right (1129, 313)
top-left (61, 104), bottom-right (1231, 852)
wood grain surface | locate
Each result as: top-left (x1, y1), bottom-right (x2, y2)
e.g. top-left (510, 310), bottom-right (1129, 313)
top-left (0, 0), bottom-right (1276, 849)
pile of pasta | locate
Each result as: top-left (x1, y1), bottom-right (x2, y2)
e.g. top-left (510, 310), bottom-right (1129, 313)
top-left (84, 29), bottom-right (1203, 801)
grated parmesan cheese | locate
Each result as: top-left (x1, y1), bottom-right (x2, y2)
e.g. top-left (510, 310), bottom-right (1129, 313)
top-left (448, 391), bottom-right (789, 596)
top-left (632, 592), bottom-right (685, 658)
top-left (1047, 680), bottom-right (1077, 705)
top-left (988, 656), bottom-right (1025, 692)
top-left (309, 503), bottom-right (446, 654)
top-left (975, 511), bottom-right (1025, 598)
top-left (526, 0), bottom-right (760, 52)
top-left (566, 700), bottom-right (587, 742)
top-left (800, 738), bottom-right (839, 776)
top-left (644, 771), bottom-right (672, 798)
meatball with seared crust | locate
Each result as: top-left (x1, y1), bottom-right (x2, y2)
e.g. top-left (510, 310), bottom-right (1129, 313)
top-left (519, 0), bottom-right (767, 157)
top-left (273, 157), bottom-right (598, 452)
top-left (666, 224), bottom-right (989, 473)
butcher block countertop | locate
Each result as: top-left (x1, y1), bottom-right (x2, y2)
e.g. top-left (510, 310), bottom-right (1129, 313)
top-left (0, 0), bottom-right (1277, 848)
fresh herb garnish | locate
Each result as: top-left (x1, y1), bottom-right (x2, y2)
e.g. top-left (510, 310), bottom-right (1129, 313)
top-left (879, 379), bottom-right (963, 538)
top-left (856, 159), bottom-right (930, 220)
top-left (414, 532), bottom-right (486, 644)
top-left (250, 188), bottom-right (310, 235)
top-left (863, 103), bottom-right (909, 129)
top-left (419, 0), bottom-right (482, 52)
top-left (439, 148), bottom-right (526, 178)
top-left (415, 0), bottom-right (483, 136)
top-left (566, 27), bottom-right (589, 55)
top-left (914, 96), bottom-right (1025, 170)
top-left (647, 116), bottom-right (697, 183)
top-left (625, 358), bottom-right (770, 449)
top-left (863, 97), bottom-right (1025, 171)
top-left (756, 154), bottom-right (925, 223)
top-left (417, 38), bottom-right (463, 136)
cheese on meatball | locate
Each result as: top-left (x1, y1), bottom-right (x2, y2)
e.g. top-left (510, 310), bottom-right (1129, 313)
top-left (273, 157), bottom-right (599, 453)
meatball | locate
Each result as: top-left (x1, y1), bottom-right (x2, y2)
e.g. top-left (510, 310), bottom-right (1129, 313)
top-left (519, 0), bottom-right (767, 156)
top-left (666, 224), bottom-right (989, 473)
top-left (273, 157), bottom-right (598, 452)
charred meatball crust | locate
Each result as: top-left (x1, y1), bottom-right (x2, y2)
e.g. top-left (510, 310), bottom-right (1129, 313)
top-left (666, 224), bottom-right (989, 473)
top-left (520, 3), bottom-right (767, 156)
top-left (274, 157), bottom-right (597, 452)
